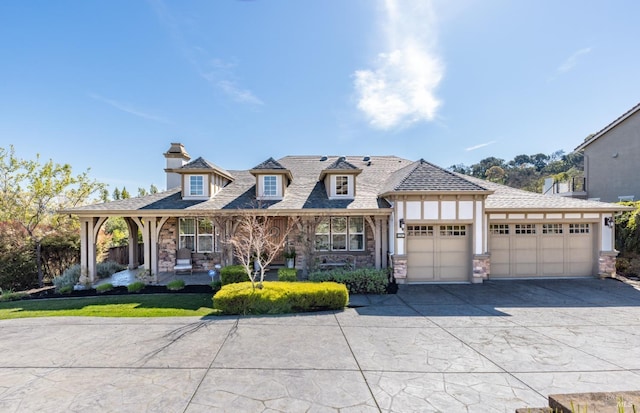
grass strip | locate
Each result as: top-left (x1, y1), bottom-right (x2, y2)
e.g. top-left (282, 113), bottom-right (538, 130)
top-left (0, 294), bottom-right (218, 319)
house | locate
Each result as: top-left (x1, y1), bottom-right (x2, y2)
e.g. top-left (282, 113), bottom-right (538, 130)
top-left (574, 102), bottom-right (640, 202)
top-left (63, 143), bottom-right (629, 286)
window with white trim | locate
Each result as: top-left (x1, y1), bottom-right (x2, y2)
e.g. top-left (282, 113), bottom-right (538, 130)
top-left (543, 223), bottom-right (563, 234)
top-left (515, 224), bottom-right (536, 234)
top-left (315, 216), bottom-right (365, 251)
top-left (189, 175), bottom-right (204, 196)
top-left (569, 223), bottom-right (590, 234)
top-left (263, 175), bottom-right (277, 197)
top-left (179, 218), bottom-right (220, 252)
top-left (335, 176), bottom-right (349, 196)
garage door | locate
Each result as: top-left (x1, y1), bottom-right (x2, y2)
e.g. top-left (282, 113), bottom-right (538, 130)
top-left (406, 225), bottom-right (470, 282)
top-left (489, 223), bottom-right (594, 278)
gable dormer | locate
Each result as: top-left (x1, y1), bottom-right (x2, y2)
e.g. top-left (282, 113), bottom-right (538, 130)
top-left (167, 156), bottom-right (234, 200)
top-left (319, 157), bottom-right (362, 200)
top-left (250, 157), bottom-right (293, 200)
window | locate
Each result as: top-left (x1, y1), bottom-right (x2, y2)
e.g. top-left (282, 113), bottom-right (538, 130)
top-left (335, 176), bottom-right (349, 196)
top-left (569, 223), bottom-right (590, 234)
top-left (515, 224), bottom-right (536, 234)
top-left (543, 223), bottom-right (563, 234)
top-left (263, 175), bottom-right (277, 197)
top-left (440, 225), bottom-right (466, 236)
top-left (179, 218), bottom-right (219, 252)
top-left (407, 225), bottom-right (434, 236)
top-left (189, 175), bottom-right (204, 196)
top-left (490, 224), bottom-right (509, 235)
top-left (315, 216), bottom-right (365, 251)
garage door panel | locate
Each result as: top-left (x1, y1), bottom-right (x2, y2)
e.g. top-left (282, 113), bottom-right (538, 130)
top-left (407, 225), bottom-right (469, 283)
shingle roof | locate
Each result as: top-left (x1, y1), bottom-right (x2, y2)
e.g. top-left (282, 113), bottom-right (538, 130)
top-left (382, 159), bottom-right (488, 193)
top-left (324, 157), bottom-right (359, 171)
top-left (575, 102), bottom-right (640, 151)
top-left (251, 157), bottom-right (287, 170)
top-left (65, 155), bottom-right (628, 215)
top-left (460, 174), bottom-right (628, 211)
top-left (175, 157), bottom-right (233, 180)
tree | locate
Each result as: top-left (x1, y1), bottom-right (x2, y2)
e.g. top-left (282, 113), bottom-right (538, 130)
top-left (228, 212), bottom-right (298, 290)
top-left (470, 157), bottom-right (505, 178)
top-left (112, 187), bottom-right (121, 200)
top-left (485, 165), bottom-right (506, 183)
top-left (0, 145), bottom-right (105, 286)
top-left (120, 187), bottom-right (130, 199)
top-left (149, 184), bottom-right (158, 194)
top-left (137, 187), bottom-right (148, 197)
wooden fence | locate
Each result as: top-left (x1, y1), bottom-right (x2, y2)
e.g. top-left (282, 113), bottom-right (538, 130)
top-left (106, 244), bottom-right (144, 266)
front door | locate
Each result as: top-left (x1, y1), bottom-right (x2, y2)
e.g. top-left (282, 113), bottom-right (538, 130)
top-left (268, 217), bottom-right (287, 265)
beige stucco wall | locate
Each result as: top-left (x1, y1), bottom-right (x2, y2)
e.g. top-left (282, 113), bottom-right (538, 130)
top-left (584, 111), bottom-right (640, 202)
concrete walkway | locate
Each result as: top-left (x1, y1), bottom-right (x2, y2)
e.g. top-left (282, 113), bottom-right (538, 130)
top-left (1, 278), bottom-right (639, 412)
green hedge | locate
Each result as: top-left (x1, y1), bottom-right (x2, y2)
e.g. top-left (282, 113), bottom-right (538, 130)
top-left (307, 268), bottom-right (389, 294)
top-left (220, 265), bottom-right (251, 285)
top-left (213, 281), bottom-right (348, 315)
top-left (277, 268), bottom-right (298, 282)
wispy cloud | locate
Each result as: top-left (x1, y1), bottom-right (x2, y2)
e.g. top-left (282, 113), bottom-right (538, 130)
top-left (557, 47), bottom-right (592, 74)
top-left (89, 93), bottom-right (172, 124)
top-left (353, 0), bottom-right (444, 130)
top-left (148, 0), bottom-right (263, 106)
top-left (465, 140), bottom-right (497, 151)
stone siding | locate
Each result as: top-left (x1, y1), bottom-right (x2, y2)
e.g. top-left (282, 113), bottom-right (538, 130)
top-left (158, 218), bottom-right (178, 272)
top-left (598, 251), bottom-right (618, 278)
top-left (472, 254), bottom-right (490, 284)
top-left (391, 255), bottom-right (407, 283)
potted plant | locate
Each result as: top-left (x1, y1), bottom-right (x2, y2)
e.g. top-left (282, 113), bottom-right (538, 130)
top-left (284, 248), bottom-right (296, 269)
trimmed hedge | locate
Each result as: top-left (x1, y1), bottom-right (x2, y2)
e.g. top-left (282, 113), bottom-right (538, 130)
top-left (213, 281), bottom-right (348, 315)
top-left (220, 265), bottom-right (251, 285)
top-left (277, 268), bottom-right (298, 282)
top-left (307, 268), bottom-right (389, 294)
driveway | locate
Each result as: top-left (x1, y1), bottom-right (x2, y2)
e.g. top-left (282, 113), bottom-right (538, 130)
top-left (0, 278), bottom-right (639, 412)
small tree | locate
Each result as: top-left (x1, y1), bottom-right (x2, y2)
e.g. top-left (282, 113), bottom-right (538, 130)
top-left (229, 212), bottom-right (298, 290)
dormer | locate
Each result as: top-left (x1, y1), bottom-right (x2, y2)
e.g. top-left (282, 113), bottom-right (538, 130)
top-left (319, 157), bottom-right (362, 200)
top-left (250, 157), bottom-right (293, 201)
top-left (166, 155), bottom-right (234, 200)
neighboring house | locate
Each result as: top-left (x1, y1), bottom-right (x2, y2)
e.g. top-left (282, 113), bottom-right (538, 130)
top-left (574, 102), bottom-right (640, 202)
top-left (63, 143), bottom-right (629, 286)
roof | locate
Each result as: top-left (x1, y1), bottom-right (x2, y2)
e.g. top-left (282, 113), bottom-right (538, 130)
top-left (171, 157), bottom-right (234, 180)
top-left (381, 159), bottom-right (489, 194)
top-left (575, 102), bottom-right (640, 151)
top-left (319, 157), bottom-right (362, 180)
top-left (251, 157), bottom-right (287, 170)
top-left (64, 155), bottom-right (629, 216)
top-left (460, 174), bottom-right (630, 212)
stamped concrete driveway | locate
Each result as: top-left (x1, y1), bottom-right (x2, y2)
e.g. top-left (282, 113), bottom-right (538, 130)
top-left (0, 278), bottom-right (639, 412)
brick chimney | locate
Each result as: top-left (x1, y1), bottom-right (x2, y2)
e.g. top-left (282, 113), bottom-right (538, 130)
top-left (163, 143), bottom-right (191, 189)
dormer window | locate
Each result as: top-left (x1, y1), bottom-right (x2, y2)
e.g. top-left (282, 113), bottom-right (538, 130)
top-left (263, 175), bottom-right (278, 197)
top-left (189, 175), bottom-right (204, 196)
top-left (335, 176), bottom-right (349, 195)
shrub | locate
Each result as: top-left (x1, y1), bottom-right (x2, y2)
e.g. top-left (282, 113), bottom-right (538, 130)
top-left (277, 268), bottom-right (298, 282)
top-left (220, 265), bottom-right (251, 285)
top-left (96, 283), bottom-right (114, 293)
top-left (0, 289), bottom-right (29, 302)
top-left (210, 280), bottom-right (222, 293)
top-left (53, 264), bottom-right (82, 292)
top-left (127, 281), bottom-right (146, 293)
top-left (96, 261), bottom-right (126, 279)
top-left (167, 279), bottom-right (185, 291)
top-left (58, 285), bottom-right (73, 294)
top-left (213, 281), bottom-right (348, 315)
top-left (307, 268), bottom-right (389, 294)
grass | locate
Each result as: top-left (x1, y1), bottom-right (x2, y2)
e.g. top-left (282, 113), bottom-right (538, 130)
top-left (0, 294), bottom-right (218, 319)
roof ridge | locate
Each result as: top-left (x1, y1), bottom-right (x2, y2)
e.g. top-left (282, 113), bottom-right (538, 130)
top-left (576, 101), bottom-right (640, 150)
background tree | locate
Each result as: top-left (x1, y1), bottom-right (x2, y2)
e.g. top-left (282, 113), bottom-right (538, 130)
top-left (0, 145), bottom-right (104, 287)
top-left (485, 165), bottom-right (506, 183)
top-left (229, 212), bottom-right (298, 290)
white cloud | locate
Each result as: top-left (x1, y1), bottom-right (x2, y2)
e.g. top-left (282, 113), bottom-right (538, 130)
top-left (557, 47), bottom-right (592, 74)
top-left (354, 0), bottom-right (444, 129)
top-left (465, 140), bottom-right (497, 151)
top-left (217, 80), bottom-right (264, 105)
top-left (89, 93), bottom-right (172, 124)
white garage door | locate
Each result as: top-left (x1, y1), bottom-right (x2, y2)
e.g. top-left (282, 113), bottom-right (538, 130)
top-left (407, 224), bottom-right (470, 282)
top-left (489, 223), bottom-right (594, 278)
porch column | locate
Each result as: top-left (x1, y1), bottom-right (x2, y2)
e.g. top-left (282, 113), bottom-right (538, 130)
top-left (124, 218), bottom-right (139, 269)
top-left (374, 217), bottom-right (382, 269)
top-left (133, 216), bottom-right (165, 283)
top-left (79, 216), bottom-right (107, 286)
top-left (381, 218), bottom-right (388, 268)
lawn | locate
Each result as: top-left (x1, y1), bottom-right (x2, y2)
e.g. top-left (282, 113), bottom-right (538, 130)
top-left (0, 294), bottom-right (218, 319)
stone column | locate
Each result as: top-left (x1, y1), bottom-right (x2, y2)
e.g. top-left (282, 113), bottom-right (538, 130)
top-left (472, 254), bottom-right (490, 284)
top-left (391, 255), bottom-right (407, 284)
top-left (598, 251), bottom-right (618, 278)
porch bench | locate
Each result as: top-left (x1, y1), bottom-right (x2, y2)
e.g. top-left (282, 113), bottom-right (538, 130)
top-left (314, 254), bottom-right (356, 270)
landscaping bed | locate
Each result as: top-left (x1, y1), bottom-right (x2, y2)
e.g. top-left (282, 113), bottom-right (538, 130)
top-left (23, 284), bottom-right (215, 300)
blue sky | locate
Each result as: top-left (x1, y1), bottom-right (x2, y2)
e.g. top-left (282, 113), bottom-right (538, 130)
top-left (1, 0), bottom-right (639, 193)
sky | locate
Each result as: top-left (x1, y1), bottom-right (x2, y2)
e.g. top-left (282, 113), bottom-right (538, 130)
top-left (1, 0), bottom-right (640, 193)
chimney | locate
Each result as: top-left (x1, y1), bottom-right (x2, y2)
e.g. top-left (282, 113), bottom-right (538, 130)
top-left (164, 143), bottom-right (191, 189)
